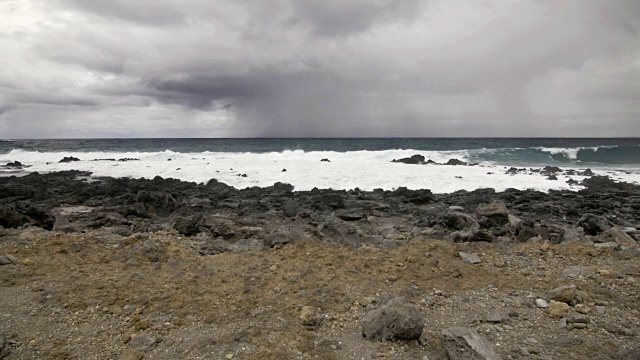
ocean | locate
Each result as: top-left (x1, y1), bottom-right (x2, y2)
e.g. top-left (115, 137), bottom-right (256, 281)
top-left (1, 138), bottom-right (639, 193)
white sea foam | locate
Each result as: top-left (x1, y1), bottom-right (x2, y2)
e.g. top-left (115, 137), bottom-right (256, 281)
top-left (1, 149), bottom-right (639, 193)
top-left (536, 145), bottom-right (617, 160)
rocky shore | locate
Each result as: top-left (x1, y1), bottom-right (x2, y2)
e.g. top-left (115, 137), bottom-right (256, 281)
top-left (1, 171), bottom-right (639, 359)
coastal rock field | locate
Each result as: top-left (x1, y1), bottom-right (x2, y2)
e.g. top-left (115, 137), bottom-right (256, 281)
top-left (1, 171), bottom-right (639, 359)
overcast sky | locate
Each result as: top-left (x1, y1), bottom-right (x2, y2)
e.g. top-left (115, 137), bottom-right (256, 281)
top-left (1, 0), bottom-right (639, 138)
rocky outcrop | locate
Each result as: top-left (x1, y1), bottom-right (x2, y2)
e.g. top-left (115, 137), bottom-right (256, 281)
top-left (59, 157), bottom-right (80, 163)
top-left (0, 171), bottom-right (637, 253)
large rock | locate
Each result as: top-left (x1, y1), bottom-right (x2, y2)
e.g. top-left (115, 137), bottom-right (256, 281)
top-left (440, 326), bottom-right (502, 360)
top-left (475, 201), bottom-right (509, 227)
top-left (59, 156), bottom-right (80, 163)
top-left (392, 154), bottom-right (426, 164)
top-left (546, 285), bottom-right (576, 304)
top-left (437, 211), bottom-right (478, 231)
top-left (0, 207), bottom-right (30, 228)
top-left (600, 227), bottom-right (636, 247)
top-left (445, 158), bottom-right (468, 166)
top-left (576, 213), bottom-right (612, 235)
top-left (173, 216), bottom-right (198, 236)
top-left (360, 297), bottom-right (424, 341)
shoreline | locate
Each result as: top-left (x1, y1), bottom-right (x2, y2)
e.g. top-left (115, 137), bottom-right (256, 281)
top-left (1, 170), bottom-right (639, 359)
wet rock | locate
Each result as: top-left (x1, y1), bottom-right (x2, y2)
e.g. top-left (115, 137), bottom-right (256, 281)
top-left (440, 326), bottom-right (502, 360)
top-left (320, 158), bottom-right (331, 162)
top-left (445, 158), bottom-right (467, 166)
top-left (59, 156), bottom-right (81, 163)
top-left (4, 161), bottom-right (23, 168)
top-left (392, 154), bottom-right (426, 164)
top-left (360, 297), bottom-right (424, 341)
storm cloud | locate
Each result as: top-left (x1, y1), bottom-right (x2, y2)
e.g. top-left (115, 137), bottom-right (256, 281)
top-left (0, 0), bottom-right (639, 138)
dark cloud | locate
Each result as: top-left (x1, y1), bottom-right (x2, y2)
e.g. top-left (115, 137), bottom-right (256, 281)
top-left (1, 0), bottom-right (639, 137)
top-left (287, 0), bottom-right (426, 36)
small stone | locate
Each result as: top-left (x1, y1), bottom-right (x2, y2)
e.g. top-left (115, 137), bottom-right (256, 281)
top-left (269, 265), bottom-right (277, 272)
top-left (548, 300), bottom-right (571, 318)
top-left (486, 311), bottom-right (503, 323)
top-left (536, 299), bottom-right (549, 308)
top-left (520, 347), bottom-right (530, 356)
top-left (575, 304), bottom-right (590, 314)
top-left (23, 258), bottom-right (35, 266)
top-left (595, 306), bottom-right (606, 314)
top-left (300, 306), bottom-right (320, 326)
top-left (459, 252), bottom-right (481, 264)
top-left (573, 323), bottom-right (587, 329)
top-left (226, 354), bottom-right (234, 359)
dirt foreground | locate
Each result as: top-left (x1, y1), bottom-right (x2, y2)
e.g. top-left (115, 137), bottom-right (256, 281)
top-left (1, 227), bottom-right (639, 360)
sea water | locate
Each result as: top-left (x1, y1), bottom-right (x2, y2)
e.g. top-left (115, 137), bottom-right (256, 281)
top-left (1, 138), bottom-right (639, 193)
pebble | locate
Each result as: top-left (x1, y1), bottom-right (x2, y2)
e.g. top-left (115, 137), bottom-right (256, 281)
top-left (595, 306), bottom-right (606, 314)
top-left (520, 347), bottom-right (531, 356)
top-left (226, 354), bottom-right (234, 359)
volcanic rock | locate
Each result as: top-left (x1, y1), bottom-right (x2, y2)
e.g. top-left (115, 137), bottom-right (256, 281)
top-left (360, 297), bottom-right (424, 341)
top-left (440, 326), bottom-right (502, 360)
top-left (59, 156), bottom-right (80, 163)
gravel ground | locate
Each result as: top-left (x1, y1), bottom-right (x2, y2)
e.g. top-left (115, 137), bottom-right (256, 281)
top-left (1, 227), bottom-right (639, 359)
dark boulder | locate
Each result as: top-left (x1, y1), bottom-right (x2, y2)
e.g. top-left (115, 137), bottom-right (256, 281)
top-left (321, 193), bottom-right (344, 209)
top-left (475, 201), bottom-right (509, 227)
top-left (0, 207), bottom-right (30, 228)
top-left (392, 154), bottom-right (426, 164)
top-left (59, 156), bottom-right (80, 163)
top-left (173, 216), bottom-right (198, 236)
top-left (576, 213), bottom-right (612, 235)
top-left (320, 158), bottom-right (331, 162)
top-left (4, 161), bottom-right (23, 168)
top-left (435, 211), bottom-right (478, 231)
top-left (445, 158), bottom-right (467, 166)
